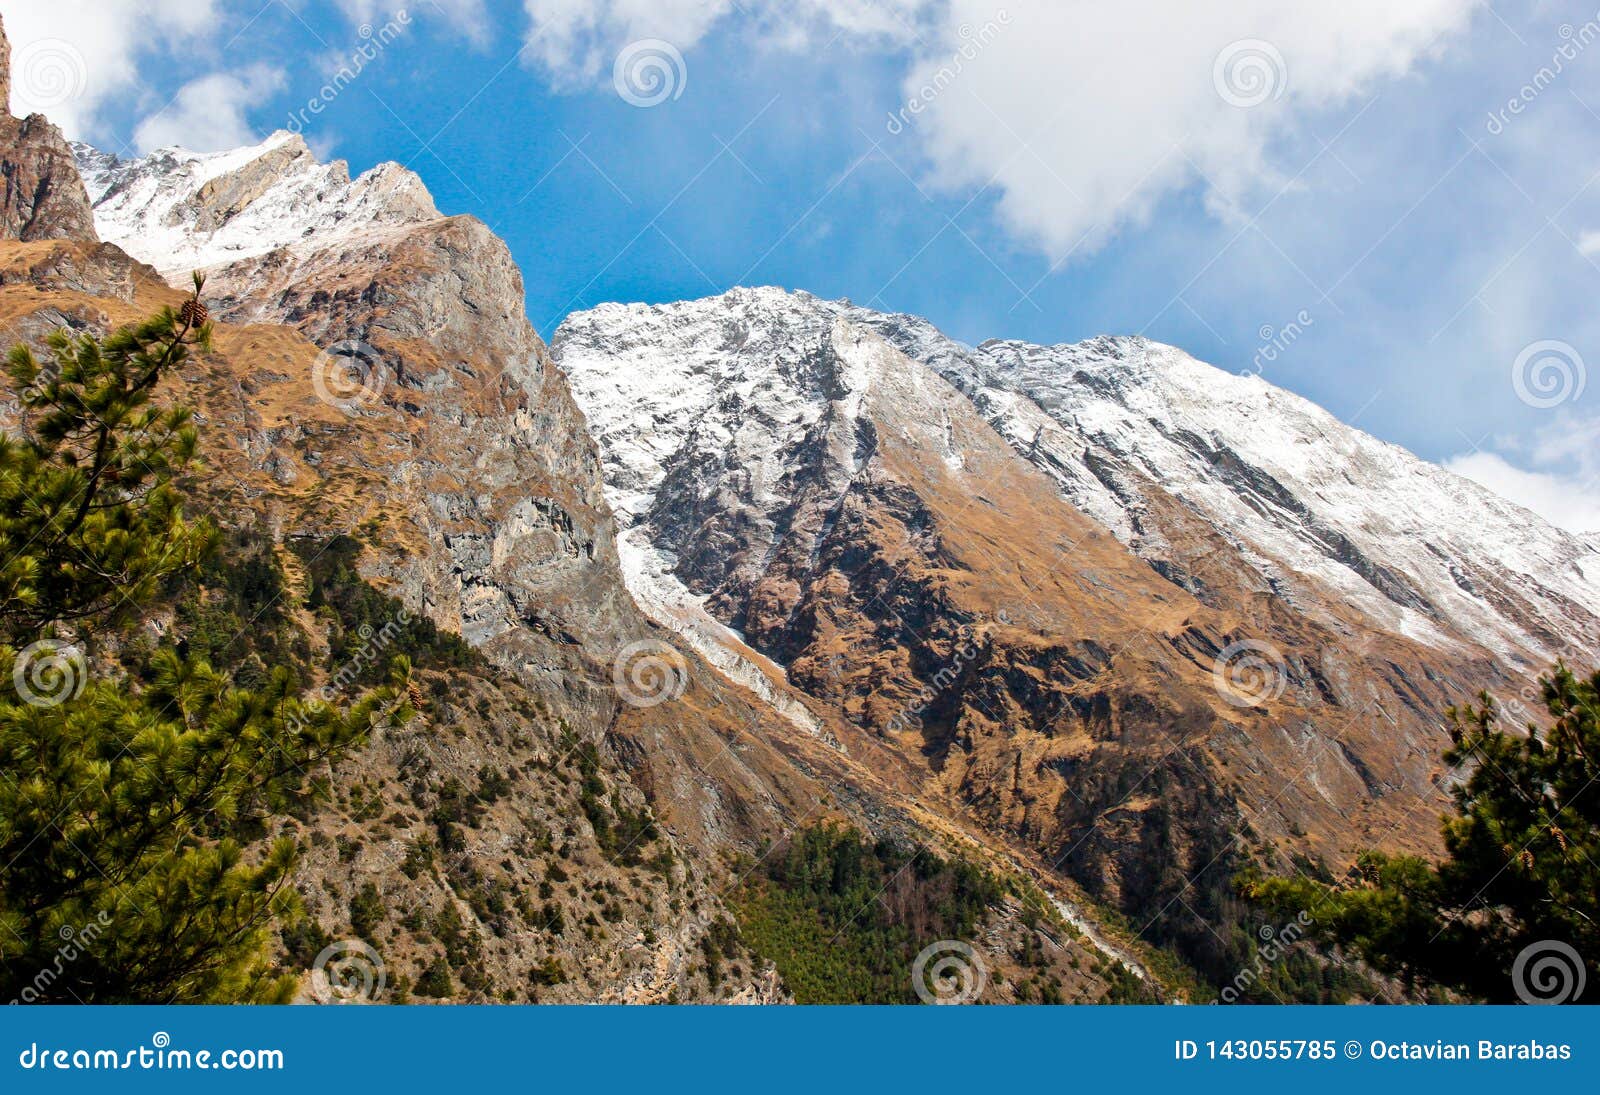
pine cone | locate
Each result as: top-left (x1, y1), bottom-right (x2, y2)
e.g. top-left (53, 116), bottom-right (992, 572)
top-left (179, 298), bottom-right (209, 327)
top-left (406, 680), bottom-right (426, 709)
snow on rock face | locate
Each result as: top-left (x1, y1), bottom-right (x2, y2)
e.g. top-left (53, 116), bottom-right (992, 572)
top-left (555, 288), bottom-right (1600, 677)
top-left (556, 288), bottom-right (867, 538)
top-left (867, 323), bottom-right (1600, 671)
top-left (66, 129), bottom-right (650, 677)
top-left (71, 131), bottom-right (438, 282)
top-left (554, 289), bottom-right (879, 702)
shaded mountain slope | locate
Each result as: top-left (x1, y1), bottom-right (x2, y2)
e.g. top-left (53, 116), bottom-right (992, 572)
top-left (553, 288), bottom-right (1599, 978)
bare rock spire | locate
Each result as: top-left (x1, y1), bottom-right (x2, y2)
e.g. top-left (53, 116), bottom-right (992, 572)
top-left (0, 12), bottom-right (98, 241)
top-left (1, 14), bottom-right (12, 108)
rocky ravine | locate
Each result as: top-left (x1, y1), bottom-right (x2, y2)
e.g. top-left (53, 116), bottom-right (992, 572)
top-left (68, 125), bottom-right (853, 854)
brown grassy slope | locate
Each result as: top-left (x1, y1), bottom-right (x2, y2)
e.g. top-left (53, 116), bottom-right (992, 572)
top-left (0, 238), bottom-right (806, 1001)
top-left (695, 321), bottom-right (1465, 953)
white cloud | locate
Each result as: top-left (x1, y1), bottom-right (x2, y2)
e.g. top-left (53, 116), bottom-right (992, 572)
top-left (515, 1), bottom-right (1481, 258)
top-left (132, 65), bottom-right (286, 153)
top-left (519, 0), bottom-right (928, 87)
top-left (1, 0), bottom-right (472, 141)
top-left (1447, 414), bottom-right (1600, 535)
top-left (1580, 229), bottom-right (1600, 257)
top-left (332, 0), bottom-right (490, 46)
top-left (1526, 412), bottom-right (1600, 473)
top-left (901, 0), bottom-right (1481, 257)
top-left (1445, 450), bottom-right (1600, 535)
top-left (522, 0), bottom-right (736, 86)
top-left (0, 0), bottom-right (216, 139)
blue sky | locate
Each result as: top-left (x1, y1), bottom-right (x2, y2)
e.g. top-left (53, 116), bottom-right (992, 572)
top-left (4, 0), bottom-right (1599, 530)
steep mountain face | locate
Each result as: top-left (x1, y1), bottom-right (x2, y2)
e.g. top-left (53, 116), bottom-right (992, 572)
top-left (74, 132), bottom-right (441, 284)
top-left (849, 316), bottom-right (1600, 678)
top-left (553, 288), bottom-right (1600, 970)
top-left (0, 85), bottom-right (836, 998)
top-left (17, 11), bottom-right (1591, 996)
top-left (66, 130), bottom-right (852, 866)
top-left (38, 117), bottom-right (1183, 998)
top-left (76, 131), bottom-right (613, 653)
top-left (3, 113), bottom-right (1141, 1000)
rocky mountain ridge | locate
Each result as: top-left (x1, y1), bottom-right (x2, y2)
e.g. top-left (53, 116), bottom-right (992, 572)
top-left (854, 312), bottom-right (1600, 671)
top-left (0, 22), bottom-right (811, 998)
top-left (74, 131), bottom-right (440, 284)
top-left (559, 288), bottom-right (1598, 683)
top-left (1, 22), bottom-right (1136, 1001)
top-left (0, 28), bottom-right (95, 242)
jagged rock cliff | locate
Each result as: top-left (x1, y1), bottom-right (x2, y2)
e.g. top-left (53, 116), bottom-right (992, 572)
top-left (76, 130), bottom-right (630, 664)
top-left (24, 25), bottom-right (1592, 999)
top-left (0, 16), bottom-right (97, 242)
top-left (68, 130), bottom-right (846, 863)
top-left (0, 79), bottom-right (823, 1000)
top-left (54, 126), bottom-right (1158, 1000)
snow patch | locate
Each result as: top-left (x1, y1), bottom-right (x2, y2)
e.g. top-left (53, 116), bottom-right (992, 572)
top-left (615, 526), bottom-right (835, 744)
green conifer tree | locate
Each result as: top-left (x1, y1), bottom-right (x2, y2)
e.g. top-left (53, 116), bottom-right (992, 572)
top-left (1247, 664), bottom-right (1599, 1002)
top-left (0, 282), bottom-right (408, 1002)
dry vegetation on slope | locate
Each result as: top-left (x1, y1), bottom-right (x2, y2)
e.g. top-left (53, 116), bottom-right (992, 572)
top-left (0, 91), bottom-right (1131, 1001)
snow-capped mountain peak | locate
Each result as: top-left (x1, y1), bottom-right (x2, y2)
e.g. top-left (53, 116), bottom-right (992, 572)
top-left (556, 287), bottom-right (1600, 683)
top-left (72, 130), bottom-right (438, 282)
